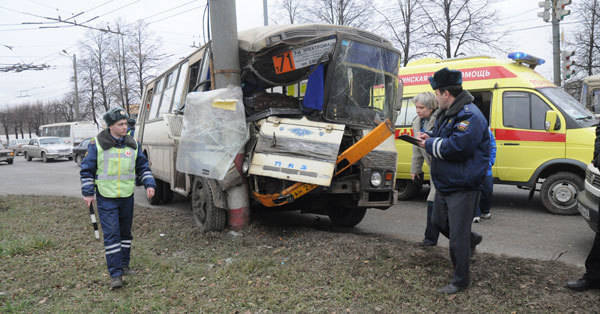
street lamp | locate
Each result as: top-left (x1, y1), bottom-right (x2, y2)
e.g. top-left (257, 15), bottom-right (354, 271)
top-left (60, 49), bottom-right (80, 121)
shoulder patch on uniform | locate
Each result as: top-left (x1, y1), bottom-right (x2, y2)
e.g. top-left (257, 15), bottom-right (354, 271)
top-left (456, 120), bottom-right (470, 131)
top-left (464, 105), bottom-right (471, 112)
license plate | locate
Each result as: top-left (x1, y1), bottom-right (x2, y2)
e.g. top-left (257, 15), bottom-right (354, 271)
top-left (579, 204), bottom-right (591, 220)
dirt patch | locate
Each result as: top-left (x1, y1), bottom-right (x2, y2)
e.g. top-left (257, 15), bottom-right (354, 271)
top-left (1, 195), bottom-right (598, 312)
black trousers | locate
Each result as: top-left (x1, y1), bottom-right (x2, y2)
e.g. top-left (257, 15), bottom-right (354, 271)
top-left (433, 190), bottom-right (482, 288)
top-left (584, 228), bottom-right (600, 281)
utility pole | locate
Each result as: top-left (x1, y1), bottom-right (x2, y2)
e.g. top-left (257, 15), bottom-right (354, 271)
top-left (209, 0), bottom-right (241, 87)
top-left (552, 4), bottom-right (561, 86)
top-left (263, 0), bottom-right (268, 26)
top-left (208, 0), bottom-right (248, 230)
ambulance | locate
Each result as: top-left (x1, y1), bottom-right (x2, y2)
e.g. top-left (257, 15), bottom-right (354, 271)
top-left (395, 52), bottom-right (597, 215)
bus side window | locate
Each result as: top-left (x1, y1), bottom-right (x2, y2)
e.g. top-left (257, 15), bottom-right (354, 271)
top-left (394, 99), bottom-right (415, 128)
top-left (173, 62), bottom-right (189, 111)
top-left (188, 62), bottom-right (201, 92)
top-left (159, 69), bottom-right (179, 117)
top-left (148, 77), bottom-right (164, 120)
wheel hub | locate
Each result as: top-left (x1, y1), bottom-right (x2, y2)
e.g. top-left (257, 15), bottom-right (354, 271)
top-left (551, 183), bottom-right (576, 204)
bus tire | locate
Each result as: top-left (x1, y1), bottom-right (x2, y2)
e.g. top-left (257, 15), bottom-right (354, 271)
top-left (396, 179), bottom-right (420, 200)
top-left (540, 172), bottom-right (582, 215)
top-left (327, 206), bottom-right (367, 227)
top-left (191, 177), bottom-right (226, 232)
top-left (149, 179), bottom-right (164, 205)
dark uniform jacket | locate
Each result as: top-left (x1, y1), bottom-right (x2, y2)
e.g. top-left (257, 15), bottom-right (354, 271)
top-left (80, 129), bottom-right (156, 197)
top-left (425, 90), bottom-right (490, 193)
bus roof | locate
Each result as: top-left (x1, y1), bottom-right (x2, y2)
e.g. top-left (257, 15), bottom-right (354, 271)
top-left (583, 74), bottom-right (600, 84)
top-left (238, 23), bottom-right (392, 52)
top-left (399, 55), bottom-right (555, 96)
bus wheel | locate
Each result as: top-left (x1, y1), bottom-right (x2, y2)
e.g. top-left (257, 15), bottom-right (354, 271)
top-left (540, 172), bottom-right (582, 215)
top-left (191, 177), bottom-right (226, 232)
top-left (149, 179), bottom-right (164, 205)
top-left (327, 206), bottom-right (367, 227)
top-left (396, 179), bottom-right (420, 200)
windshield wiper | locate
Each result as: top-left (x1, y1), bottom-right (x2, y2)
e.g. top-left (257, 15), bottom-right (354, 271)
top-left (575, 115), bottom-right (594, 120)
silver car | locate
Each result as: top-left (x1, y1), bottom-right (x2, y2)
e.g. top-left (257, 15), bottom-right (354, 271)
top-left (23, 137), bottom-right (73, 163)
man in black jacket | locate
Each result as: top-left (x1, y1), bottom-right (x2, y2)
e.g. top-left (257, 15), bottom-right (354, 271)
top-left (566, 124), bottom-right (600, 291)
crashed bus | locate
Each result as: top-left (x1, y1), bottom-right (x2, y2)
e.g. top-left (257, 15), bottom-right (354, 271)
top-left (136, 24), bottom-right (402, 231)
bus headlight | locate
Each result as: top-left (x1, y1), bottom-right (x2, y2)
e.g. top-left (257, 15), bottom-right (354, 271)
top-left (370, 171), bottom-right (382, 187)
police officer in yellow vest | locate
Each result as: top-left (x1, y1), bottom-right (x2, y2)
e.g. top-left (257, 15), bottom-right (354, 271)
top-left (80, 107), bottom-right (156, 289)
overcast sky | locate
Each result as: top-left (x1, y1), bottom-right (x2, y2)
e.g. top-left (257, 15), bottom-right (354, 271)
top-left (0, 0), bottom-right (578, 108)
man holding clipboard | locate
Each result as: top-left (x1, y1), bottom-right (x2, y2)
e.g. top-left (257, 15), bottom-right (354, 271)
top-left (415, 68), bottom-right (490, 294)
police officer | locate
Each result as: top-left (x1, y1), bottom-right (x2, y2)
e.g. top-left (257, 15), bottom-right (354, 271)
top-left (127, 118), bottom-right (136, 137)
top-left (80, 107), bottom-right (156, 289)
top-left (417, 67), bottom-right (490, 294)
top-left (566, 123), bottom-right (600, 291)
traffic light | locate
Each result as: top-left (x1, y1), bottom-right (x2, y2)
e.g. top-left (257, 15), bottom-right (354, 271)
top-left (555, 0), bottom-right (572, 21)
top-left (561, 50), bottom-right (575, 80)
top-left (538, 0), bottom-right (551, 22)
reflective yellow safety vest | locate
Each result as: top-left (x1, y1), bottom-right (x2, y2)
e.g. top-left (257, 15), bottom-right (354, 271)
top-left (95, 138), bottom-right (138, 198)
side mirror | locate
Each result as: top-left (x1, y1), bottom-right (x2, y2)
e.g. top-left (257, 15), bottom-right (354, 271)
top-left (544, 111), bottom-right (559, 131)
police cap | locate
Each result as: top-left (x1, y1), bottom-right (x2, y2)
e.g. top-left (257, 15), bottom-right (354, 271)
top-left (103, 107), bottom-right (129, 126)
top-left (428, 67), bottom-right (462, 90)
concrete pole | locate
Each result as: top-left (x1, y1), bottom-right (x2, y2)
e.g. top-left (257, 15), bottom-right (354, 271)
top-left (552, 2), bottom-right (561, 86)
top-left (209, 0), bottom-right (241, 87)
top-left (263, 0), bottom-right (268, 26)
top-left (209, 0), bottom-right (249, 230)
top-left (72, 54), bottom-right (80, 120)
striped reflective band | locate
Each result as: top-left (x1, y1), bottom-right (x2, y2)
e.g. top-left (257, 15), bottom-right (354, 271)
top-left (121, 240), bottom-right (132, 248)
top-left (105, 243), bottom-right (121, 255)
top-left (432, 138), bottom-right (444, 160)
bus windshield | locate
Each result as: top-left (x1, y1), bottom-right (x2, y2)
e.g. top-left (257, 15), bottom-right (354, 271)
top-left (325, 38), bottom-right (400, 128)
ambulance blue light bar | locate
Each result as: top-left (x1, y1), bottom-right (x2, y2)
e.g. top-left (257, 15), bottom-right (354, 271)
top-left (508, 52), bottom-right (545, 69)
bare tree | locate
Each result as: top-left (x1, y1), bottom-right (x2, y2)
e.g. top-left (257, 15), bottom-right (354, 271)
top-left (78, 54), bottom-right (101, 126)
top-left (271, 0), bottom-right (304, 24)
top-left (82, 29), bottom-right (113, 111)
top-left (128, 21), bottom-right (163, 105)
top-left (574, 0), bottom-right (600, 75)
top-left (0, 107), bottom-right (11, 143)
top-left (376, 0), bottom-right (427, 66)
top-left (420, 0), bottom-right (500, 59)
top-left (305, 0), bottom-right (373, 28)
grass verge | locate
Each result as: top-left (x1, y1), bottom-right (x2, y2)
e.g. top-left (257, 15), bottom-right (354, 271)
top-left (0, 195), bottom-right (598, 312)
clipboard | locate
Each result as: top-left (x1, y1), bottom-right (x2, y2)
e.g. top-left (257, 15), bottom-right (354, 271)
top-left (398, 134), bottom-right (421, 146)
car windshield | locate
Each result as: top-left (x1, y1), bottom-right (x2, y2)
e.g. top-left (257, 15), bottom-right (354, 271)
top-left (40, 138), bottom-right (63, 145)
top-left (538, 87), bottom-right (598, 128)
top-left (325, 38), bottom-right (400, 128)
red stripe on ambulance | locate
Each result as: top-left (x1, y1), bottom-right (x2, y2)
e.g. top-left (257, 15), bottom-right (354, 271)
top-left (399, 66), bottom-right (517, 86)
top-left (495, 129), bottom-right (566, 142)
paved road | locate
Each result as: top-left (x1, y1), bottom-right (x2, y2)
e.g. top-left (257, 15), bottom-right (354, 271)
top-left (0, 156), bottom-right (594, 267)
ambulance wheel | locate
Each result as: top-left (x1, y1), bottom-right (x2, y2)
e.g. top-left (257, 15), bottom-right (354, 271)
top-left (540, 172), bottom-right (583, 215)
top-left (327, 206), bottom-right (367, 227)
top-left (191, 177), bottom-right (226, 232)
top-left (396, 179), bottom-right (420, 200)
